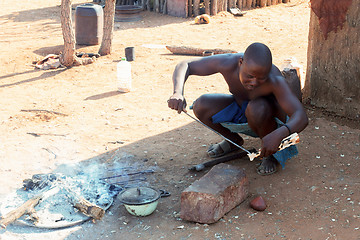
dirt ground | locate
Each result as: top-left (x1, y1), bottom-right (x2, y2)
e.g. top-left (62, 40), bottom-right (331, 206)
top-left (1, 0), bottom-right (359, 239)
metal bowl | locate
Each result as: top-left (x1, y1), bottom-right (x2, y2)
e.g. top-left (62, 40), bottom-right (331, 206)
top-left (118, 187), bottom-right (160, 216)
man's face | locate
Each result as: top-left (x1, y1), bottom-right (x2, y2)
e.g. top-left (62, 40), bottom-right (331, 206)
top-left (239, 60), bottom-right (270, 91)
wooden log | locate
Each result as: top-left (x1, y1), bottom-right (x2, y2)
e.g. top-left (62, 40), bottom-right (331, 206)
top-left (166, 45), bottom-right (237, 56)
top-left (205, 0), bottom-right (210, 14)
top-left (0, 187), bottom-right (60, 229)
top-left (62, 185), bottom-right (105, 220)
top-left (194, 0), bottom-right (200, 16)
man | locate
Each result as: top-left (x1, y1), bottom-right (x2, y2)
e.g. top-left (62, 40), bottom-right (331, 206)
top-left (167, 42), bottom-right (308, 175)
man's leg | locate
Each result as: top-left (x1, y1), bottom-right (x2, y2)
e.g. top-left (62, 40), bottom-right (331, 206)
top-left (192, 93), bottom-right (244, 155)
top-left (245, 96), bottom-right (286, 175)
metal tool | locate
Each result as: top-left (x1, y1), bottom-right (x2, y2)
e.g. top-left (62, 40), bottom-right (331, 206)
top-left (183, 111), bottom-right (300, 161)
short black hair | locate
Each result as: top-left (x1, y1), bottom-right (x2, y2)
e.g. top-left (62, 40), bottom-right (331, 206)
top-left (243, 42), bottom-right (272, 70)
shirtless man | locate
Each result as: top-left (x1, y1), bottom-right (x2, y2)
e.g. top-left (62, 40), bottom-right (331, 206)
top-left (167, 42), bottom-right (308, 175)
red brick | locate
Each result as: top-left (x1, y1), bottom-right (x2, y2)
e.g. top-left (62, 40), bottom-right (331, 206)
top-left (180, 163), bottom-right (248, 224)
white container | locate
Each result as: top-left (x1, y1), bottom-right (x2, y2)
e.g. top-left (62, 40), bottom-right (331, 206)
top-left (117, 57), bottom-right (132, 92)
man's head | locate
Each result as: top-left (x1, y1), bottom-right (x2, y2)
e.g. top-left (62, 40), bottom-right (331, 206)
top-left (239, 43), bottom-right (273, 90)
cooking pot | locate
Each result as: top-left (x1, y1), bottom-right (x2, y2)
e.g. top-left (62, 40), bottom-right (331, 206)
top-left (118, 187), bottom-right (169, 217)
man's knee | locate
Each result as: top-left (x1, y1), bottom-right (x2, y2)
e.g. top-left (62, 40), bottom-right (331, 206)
top-left (246, 98), bottom-right (273, 124)
top-left (192, 95), bottom-right (211, 118)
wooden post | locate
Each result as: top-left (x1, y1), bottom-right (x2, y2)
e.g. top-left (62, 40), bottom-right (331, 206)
top-left (211, 0), bottom-right (218, 15)
top-left (194, 0), bottom-right (200, 16)
top-left (245, 0), bottom-right (252, 9)
top-left (282, 0), bottom-right (289, 3)
top-left (278, 0), bottom-right (281, 3)
top-left (271, 0), bottom-right (277, 5)
top-left (266, 0), bottom-right (271, 6)
top-left (218, 0), bottom-right (222, 12)
top-left (163, 0), bottom-right (167, 13)
top-left (188, 0), bottom-right (193, 17)
top-left (237, 0), bottom-right (242, 9)
top-left (154, 0), bottom-right (160, 12)
top-left (205, 0), bottom-right (210, 14)
top-left (146, 0), bottom-right (151, 11)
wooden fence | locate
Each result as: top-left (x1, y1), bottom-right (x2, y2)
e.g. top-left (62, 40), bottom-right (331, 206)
top-left (95, 0), bottom-right (291, 17)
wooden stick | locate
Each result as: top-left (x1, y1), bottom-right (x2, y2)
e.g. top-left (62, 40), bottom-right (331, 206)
top-left (27, 132), bottom-right (68, 137)
top-left (20, 109), bottom-right (68, 116)
top-left (0, 187), bottom-right (60, 229)
top-left (166, 45), bottom-right (237, 56)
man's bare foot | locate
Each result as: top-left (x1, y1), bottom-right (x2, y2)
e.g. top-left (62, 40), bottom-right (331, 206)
top-left (257, 155), bottom-right (278, 175)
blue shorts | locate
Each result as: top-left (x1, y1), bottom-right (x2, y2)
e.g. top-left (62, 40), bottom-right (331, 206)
top-left (211, 101), bottom-right (298, 168)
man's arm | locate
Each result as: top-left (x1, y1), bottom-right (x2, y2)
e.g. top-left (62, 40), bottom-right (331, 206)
top-left (168, 54), bottom-right (238, 113)
top-left (260, 74), bottom-right (308, 157)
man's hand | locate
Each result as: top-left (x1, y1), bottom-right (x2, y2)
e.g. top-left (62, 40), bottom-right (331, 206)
top-left (259, 130), bottom-right (284, 158)
top-left (168, 93), bottom-right (187, 114)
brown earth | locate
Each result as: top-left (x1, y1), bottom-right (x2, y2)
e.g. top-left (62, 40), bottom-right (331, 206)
top-left (0, 0), bottom-right (359, 239)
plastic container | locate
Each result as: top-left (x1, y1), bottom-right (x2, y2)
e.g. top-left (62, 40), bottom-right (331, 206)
top-left (75, 3), bottom-right (103, 45)
top-left (281, 57), bottom-right (303, 81)
top-left (117, 57), bottom-right (132, 92)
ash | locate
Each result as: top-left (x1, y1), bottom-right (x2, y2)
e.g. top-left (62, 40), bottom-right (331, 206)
top-left (0, 152), bottom-right (158, 228)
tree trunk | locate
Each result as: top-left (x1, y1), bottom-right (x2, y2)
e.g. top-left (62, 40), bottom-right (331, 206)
top-left (305, 0), bottom-right (360, 120)
top-left (99, 0), bottom-right (116, 56)
top-left (59, 0), bottom-right (76, 67)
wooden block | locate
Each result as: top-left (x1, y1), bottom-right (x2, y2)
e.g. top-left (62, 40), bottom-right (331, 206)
top-left (180, 163), bottom-right (248, 224)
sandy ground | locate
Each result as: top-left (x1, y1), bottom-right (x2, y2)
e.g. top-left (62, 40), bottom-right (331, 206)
top-left (0, 0), bottom-right (359, 239)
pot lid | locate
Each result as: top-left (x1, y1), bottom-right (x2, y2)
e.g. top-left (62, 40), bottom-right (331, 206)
top-left (118, 187), bottom-right (160, 205)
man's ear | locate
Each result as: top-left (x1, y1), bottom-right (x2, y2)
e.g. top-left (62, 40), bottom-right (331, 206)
top-left (238, 57), bottom-right (243, 67)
